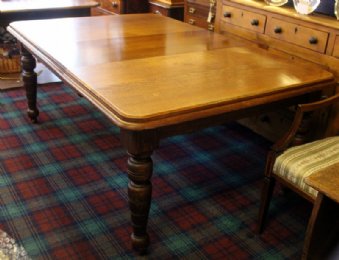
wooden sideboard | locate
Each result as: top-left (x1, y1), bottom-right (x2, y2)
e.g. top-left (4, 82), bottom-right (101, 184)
top-left (184, 0), bottom-right (216, 30)
top-left (149, 0), bottom-right (184, 21)
top-left (215, 0), bottom-right (339, 139)
top-left (91, 0), bottom-right (148, 15)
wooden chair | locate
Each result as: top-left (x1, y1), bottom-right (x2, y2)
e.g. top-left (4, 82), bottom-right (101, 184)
top-left (257, 93), bottom-right (339, 234)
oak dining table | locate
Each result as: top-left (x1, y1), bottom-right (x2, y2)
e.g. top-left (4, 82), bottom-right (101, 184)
top-left (303, 163), bottom-right (339, 259)
top-left (7, 14), bottom-right (336, 254)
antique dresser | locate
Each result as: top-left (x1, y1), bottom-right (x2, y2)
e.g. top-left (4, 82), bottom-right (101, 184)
top-left (184, 0), bottom-right (216, 30)
top-left (149, 0), bottom-right (184, 20)
top-left (91, 0), bottom-right (149, 15)
top-left (215, 0), bottom-right (339, 139)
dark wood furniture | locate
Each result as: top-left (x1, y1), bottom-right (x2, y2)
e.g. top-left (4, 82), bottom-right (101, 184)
top-left (149, 0), bottom-right (184, 21)
top-left (304, 163), bottom-right (339, 260)
top-left (184, 0), bottom-right (216, 31)
top-left (0, 0), bottom-right (98, 26)
top-left (215, 0), bottom-right (339, 140)
top-left (8, 14), bottom-right (336, 253)
top-left (91, 0), bottom-right (149, 15)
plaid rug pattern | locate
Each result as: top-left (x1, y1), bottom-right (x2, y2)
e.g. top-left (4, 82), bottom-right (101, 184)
top-left (0, 83), bottom-right (311, 259)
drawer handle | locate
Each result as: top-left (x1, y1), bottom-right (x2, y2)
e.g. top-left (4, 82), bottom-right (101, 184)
top-left (112, 1), bottom-right (118, 7)
top-left (223, 11), bottom-right (232, 18)
top-left (251, 19), bottom-right (259, 26)
top-left (274, 27), bottom-right (282, 34)
top-left (208, 24), bottom-right (214, 31)
top-left (207, 11), bottom-right (215, 23)
top-left (154, 10), bottom-right (161, 15)
top-left (188, 19), bottom-right (195, 25)
top-left (309, 37), bottom-right (318, 45)
top-left (188, 7), bottom-right (196, 14)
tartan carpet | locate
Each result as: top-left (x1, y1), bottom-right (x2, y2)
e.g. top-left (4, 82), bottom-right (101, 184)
top-left (0, 83), bottom-right (312, 259)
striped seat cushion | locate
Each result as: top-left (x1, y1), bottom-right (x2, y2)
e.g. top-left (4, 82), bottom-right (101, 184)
top-left (273, 136), bottom-right (339, 197)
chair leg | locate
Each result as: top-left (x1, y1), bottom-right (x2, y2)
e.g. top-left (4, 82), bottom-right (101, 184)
top-left (257, 176), bottom-right (276, 234)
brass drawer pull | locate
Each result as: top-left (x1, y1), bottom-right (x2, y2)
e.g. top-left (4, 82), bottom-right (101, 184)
top-left (251, 19), bottom-right (259, 26)
top-left (188, 19), bottom-right (195, 25)
top-left (188, 7), bottom-right (196, 14)
top-left (274, 27), bottom-right (282, 34)
top-left (309, 37), bottom-right (318, 44)
top-left (207, 11), bottom-right (215, 23)
top-left (223, 11), bottom-right (232, 18)
top-left (208, 24), bottom-right (214, 31)
top-left (112, 1), bottom-right (118, 7)
top-left (154, 10), bottom-right (161, 15)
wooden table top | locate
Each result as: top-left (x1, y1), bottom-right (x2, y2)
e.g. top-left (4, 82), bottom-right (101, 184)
top-left (306, 162), bottom-right (339, 203)
top-left (7, 14), bottom-right (335, 130)
top-left (0, 0), bottom-right (98, 13)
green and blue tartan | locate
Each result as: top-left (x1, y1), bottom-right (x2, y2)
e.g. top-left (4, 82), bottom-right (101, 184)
top-left (0, 83), bottom-right (311, 259)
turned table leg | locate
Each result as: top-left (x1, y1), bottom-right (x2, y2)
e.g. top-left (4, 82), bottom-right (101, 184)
top-left (127, 151), bottom-right (153, 253)
top-left (121, 129), bottom-right (158, 254)
top-left (21, 45), bottom-right (39, 123)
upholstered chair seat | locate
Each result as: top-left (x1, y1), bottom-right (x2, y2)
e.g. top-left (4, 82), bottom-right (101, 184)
top-left (274, 136), bottom-right (339, 198)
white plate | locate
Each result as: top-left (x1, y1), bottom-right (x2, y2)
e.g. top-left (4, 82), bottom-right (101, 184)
top-left (293, 0), bottom-right (320, 14)
top-left (264, 0), bottom-right (288, 6)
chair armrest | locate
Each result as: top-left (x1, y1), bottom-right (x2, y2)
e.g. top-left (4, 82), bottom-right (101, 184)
top-left (271, 93), bottom-right (339, 153)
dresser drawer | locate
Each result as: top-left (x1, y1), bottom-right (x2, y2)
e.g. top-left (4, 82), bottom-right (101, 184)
top-left (185, 14), bottom-right (209, 29)
top-left (186, 2), bottom-right (209, 18)
top-left (333, 35), bottom-right (339, 58)
top-left (267, 18), bottom-right (329, 53)
top-left (101, 0), bottom-right (123, 14)
top-left (150, 4), bottom-right (170, 16)
top-left (150, 1), bottom-right (184, 20)
top-left (221, 5), bottom-right (266, 34)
